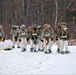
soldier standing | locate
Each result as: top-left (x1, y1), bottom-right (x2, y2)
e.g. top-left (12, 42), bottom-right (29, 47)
top-left (20, 24), bottom-right (28, 52)
top-left (0, 25), bottom-right (4, 42)
top-left (55, 24), bottom-right (61, 53)
top-left (10, 25), bottom-right (20, 48)
top-left (43, 24), bottom-right (53, 54)
top-left (38, 26), bottom-right (44, 52)
top-left (59, 22), bottom-right (70, 54)
top-left (30, 25), bottom-right (39, 52)
top-left (16, 27), bottom-right (21, 48)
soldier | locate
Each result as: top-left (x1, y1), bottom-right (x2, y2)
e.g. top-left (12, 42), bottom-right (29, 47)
top-left (55, 23), bottom-right (61, 53)
top-left (37, 25), bottom-right (44, 52)
top-left (27, 25), bottom-right (34, 52)
top-left (16, 27), bottom-right (21, 48)
top-left (43, 24), bottom-right (54, 54)
top-left (30, 24), bottom-right (39, 52)
top-left (20, 24), bottom-right (28, 52)
top-left (10, 25), bottom-right (20, 48)
top-left (59, 22), bottom-right (70, 54)
top-left (0, 25), bottom-right (4, 42)
top-left (27, 25), bottom-right (33, 44)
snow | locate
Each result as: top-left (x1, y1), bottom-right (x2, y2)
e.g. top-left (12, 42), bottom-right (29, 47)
top-left (0, 45), bottom-right (76, 74)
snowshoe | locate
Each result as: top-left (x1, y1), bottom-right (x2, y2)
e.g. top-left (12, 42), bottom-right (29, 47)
top-left (30, 48), bottom-right (34, 52)
top-left (17, 46), bottom-right (21, 48)
top-left (65, 50), bottom-right (70, 54)
top-left (22, 48), bottom-right (26, 52)
top-left (57, 48), bottom-right (60, 53)
top-left (60, 51), bottom-right (65, 54)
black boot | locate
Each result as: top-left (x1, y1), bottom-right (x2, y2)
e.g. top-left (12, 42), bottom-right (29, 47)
top-left (45, 51), bottom-right (49, 54)
top-left (57, 48), bottom-right (60, 53)
top-left (65, 50), bottom-right (70, 54)
top-left (60, 51), bottom-right (65, 54)
top-left (49, 49), bottom-right (52, 53)
top-left (41, 49), bottom-right (44, 52)
top-left (13, 46), bottom-right (15, 48)
top-left (34, 50), bottom-right (38, 52)
top-left (22, 48), bottom-right (26, 52)
top-left (38, 49), bottom-right (41, 51)
top-left (17, 46), bottom-right (21, 48)
top-left (30, 48), bottom-right (34, 52)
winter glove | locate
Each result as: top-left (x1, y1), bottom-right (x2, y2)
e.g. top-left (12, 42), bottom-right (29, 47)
top-left (51, 38), bottom-right (53, 41)
top-left (40, 39), bottom-right (44, 42)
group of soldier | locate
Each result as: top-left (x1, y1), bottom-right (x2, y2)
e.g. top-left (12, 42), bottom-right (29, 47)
top-left (0, 22), bottom-right (70, 54)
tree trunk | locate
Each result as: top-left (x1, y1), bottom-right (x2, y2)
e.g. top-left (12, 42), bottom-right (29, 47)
top-left (25, 0), bottom-right (30, 26)
top-left (55, 0), bottom-right (58, 28)
top-left (22, 0), bottom-right (25, 24)
top-left (41, 0), bottom-right (44, 25)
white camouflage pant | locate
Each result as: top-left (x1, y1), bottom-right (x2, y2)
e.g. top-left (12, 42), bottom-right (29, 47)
top-left (21, 38), bottom-right (27, 50)
top-left (44, 38), bottom-right (54, 52)
top-left (60, 40), bottom-right (68, 52)
top-left (30, 39), bottom-right (38, 51)
top-left (38, 39), bottom-right (44, 50)
top-left (12, 37), bottom-right (20, 47)
top-left (57, 38), bottom-right (60, 50)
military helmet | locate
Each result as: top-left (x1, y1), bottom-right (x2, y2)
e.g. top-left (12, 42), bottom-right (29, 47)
top-left (43, 24), bottom-right (51, 29)
top-left (0, 25), bottom-right (2, 30)
top-left (21, 24), bottom-right (26, 29)
top-left (28, 25), bottom-right (33, 30)
top-left (33, 24), bottom-right (37, 28)
top-left (60, 22), bottom-right (67, 26)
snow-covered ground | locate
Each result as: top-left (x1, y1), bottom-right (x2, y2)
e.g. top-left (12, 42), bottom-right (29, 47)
top-left (0, 45), bottom-right (76, 74)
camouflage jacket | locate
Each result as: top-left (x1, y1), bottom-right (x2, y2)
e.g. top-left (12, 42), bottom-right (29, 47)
top-left (20, 29), bottom-right (28, 38)
top-left (59, 30), bottom-right (70, 40)
top-left (31, 28), bottom-right (39, 38)
top-left (43, 28), bottom-right (54, 39)
top-left (0, 30), bottom-right (4, 38)
top-left (10, 29), bottom-right (17, 37)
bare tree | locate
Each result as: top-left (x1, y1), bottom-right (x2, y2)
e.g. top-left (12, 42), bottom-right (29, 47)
top-left (41, 0), bottom-right (44, 25)
top-left (55, 0), bottom-right (58, 28)
top-left (25, 0), bottom-right (30, 26)
top-left (59, 0), bottom-right (73, 23)
top-left (22, 0), bottom-right (25, 24)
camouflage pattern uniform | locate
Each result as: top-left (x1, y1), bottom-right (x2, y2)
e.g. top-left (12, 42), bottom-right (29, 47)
top-left (37, 26), bottom-right (44, 52)
top-left (16, 27), bottom-right (21, 48)
top-left (43, 24), bottom-right (54, 54)
top-left (20, 24), bottom-right (28, 52)
top-left (59, 22), bottom-right (70, 54)
top-left (55, 24), bottom-right (61, 53)
top-left (30, 25), bottom-right (39, 52)
top-left (0, 25), bottom-right (4, 42)
top-left (10, 25), bottom-right (20, 48)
